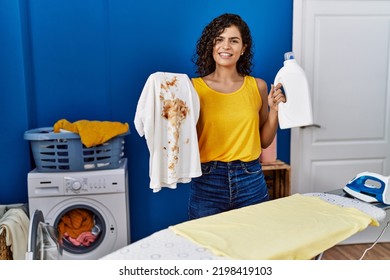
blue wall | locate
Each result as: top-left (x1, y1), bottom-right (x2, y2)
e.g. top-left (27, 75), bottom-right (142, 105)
top-left (0, 0), bottom-right (292, 242)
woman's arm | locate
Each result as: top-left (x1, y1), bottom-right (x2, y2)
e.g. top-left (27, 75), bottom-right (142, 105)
top-left (256, 78), bottom-right (285, 148)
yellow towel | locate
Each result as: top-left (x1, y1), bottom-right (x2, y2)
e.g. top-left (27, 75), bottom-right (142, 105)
top-left (53, 119), bottom-right (129, 148)
top-left (170, 194), bottom-right (378, 260)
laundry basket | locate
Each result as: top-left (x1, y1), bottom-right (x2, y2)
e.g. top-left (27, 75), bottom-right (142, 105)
top-left (0, 229), bottom-right (12, 260)
top-left (24, 127), bottom-right (129, 172)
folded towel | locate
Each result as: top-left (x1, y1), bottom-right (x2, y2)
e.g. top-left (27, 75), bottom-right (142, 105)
top-left (0, 208), bottom-right (30, 260)
top-left (53, 119), bottom-right (129, 148)
top-left (0, 203), bottom-right (27, 219)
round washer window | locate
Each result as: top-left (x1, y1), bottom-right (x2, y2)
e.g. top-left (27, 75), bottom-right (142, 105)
top-left (54, 204), bottom-right (105, 255)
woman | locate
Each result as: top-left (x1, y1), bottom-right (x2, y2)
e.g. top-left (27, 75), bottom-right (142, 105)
top-left (189, 13), bottom-right (285, 219)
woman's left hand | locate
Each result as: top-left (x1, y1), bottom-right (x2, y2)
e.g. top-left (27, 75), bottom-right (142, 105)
top-left (269, 83), bottom-right (286, 112)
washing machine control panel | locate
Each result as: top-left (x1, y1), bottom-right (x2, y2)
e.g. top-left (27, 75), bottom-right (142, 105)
top-left (65, 177), bottom-right (83, 192)
top-left (64, 174), bottom-right (125, 194)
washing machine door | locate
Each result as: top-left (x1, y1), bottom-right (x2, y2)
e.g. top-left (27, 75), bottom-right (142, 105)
top-left (25, 210), bottom-right (63, 260)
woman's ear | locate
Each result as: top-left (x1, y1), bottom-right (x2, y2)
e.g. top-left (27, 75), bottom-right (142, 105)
top-left (241, 45), bottom-right (247, 55)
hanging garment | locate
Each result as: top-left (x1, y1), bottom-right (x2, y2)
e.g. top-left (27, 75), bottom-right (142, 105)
top-left (134, 72), bottom-right (201, 192)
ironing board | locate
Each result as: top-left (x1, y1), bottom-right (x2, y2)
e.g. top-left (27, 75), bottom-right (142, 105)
top-left (101, 193), bottom-right (385, 260)
top-left (303, 192), bottom-right (386, 221)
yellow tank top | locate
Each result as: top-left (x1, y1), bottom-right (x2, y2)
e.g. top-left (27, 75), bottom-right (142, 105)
top-left (192, 76), bottom-right (262, 163)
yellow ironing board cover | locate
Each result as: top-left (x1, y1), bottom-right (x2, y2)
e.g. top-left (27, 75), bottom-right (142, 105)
top-left (170, 194), bottom-right (378, 260)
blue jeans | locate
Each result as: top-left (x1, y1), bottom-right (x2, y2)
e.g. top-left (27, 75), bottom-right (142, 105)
top-left (189, 159), bottom-right (269, 220)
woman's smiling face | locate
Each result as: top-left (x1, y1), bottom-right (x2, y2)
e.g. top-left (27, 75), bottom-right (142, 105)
top-left (212, 25), bottom-right (246, 68)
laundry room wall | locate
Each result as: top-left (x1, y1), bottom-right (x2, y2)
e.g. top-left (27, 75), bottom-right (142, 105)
top-left (0, 0), bottom-right (293, 242)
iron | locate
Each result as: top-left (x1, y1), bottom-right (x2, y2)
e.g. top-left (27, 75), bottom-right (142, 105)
top-left (343, 172), bottom-right (390, 205)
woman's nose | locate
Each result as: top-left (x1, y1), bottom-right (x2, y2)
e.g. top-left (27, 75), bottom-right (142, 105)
top-left (222, 42), bottom-right (230, 49)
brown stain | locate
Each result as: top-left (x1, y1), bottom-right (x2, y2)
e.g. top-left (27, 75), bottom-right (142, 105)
top-left (161, 76), bottom-right (178, 91)
top-left (160, 75), bottom-right (190, 174)
top-left (161, 98), bottom-right (188, 122)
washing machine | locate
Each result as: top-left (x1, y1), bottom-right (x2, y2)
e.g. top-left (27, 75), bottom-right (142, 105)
top-left (27, 158), bottom-right (130, 260)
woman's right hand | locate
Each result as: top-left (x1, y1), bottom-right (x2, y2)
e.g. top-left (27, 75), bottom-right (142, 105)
top-left (269, 83), bottom-right (286, 112)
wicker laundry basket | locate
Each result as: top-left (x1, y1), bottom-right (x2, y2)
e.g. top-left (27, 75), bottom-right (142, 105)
top-left (0, 229), bottom-right (13, 260)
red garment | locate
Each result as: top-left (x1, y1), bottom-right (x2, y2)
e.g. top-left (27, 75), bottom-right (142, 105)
top-left (65, 232), bottom-right (97, 247)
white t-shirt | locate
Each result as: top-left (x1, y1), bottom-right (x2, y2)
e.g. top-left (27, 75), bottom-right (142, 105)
top-left (134, 72), bottom-right (201, 192)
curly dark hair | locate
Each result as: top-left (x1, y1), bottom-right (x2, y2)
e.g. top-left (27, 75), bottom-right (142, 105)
top-left (192, 13), bottom-right (254, 77)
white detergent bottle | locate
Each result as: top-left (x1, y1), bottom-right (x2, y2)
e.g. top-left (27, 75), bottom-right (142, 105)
top-left (273, 52), bottom-right (314, 129)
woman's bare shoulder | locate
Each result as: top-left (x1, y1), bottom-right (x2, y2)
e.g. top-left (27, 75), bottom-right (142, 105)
top-left (253, 77), bottom-right (268, 94)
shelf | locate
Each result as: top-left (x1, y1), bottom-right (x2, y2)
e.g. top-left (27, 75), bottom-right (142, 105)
top-left (262, 160), bottom-right (291, 199)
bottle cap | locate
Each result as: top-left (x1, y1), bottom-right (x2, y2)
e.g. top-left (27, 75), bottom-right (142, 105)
top-left (284, 52), bottom-right (295, 60)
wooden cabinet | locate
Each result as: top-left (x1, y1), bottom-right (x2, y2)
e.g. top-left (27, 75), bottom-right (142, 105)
top-left (262, 160), bottom-right (291, 199)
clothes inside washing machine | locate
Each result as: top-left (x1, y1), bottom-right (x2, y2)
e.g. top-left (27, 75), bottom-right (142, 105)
top-left (56, 207), bottom-right (104, 255)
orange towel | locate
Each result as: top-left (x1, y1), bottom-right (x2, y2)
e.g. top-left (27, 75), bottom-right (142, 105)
top-left (53, 119), bottom-right (129, 148)
top-left (58, 209), bottom-right (95, 239)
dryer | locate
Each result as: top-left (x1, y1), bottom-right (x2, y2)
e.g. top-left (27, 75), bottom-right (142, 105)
top-left (27, 158), bottom-right (130, 260)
